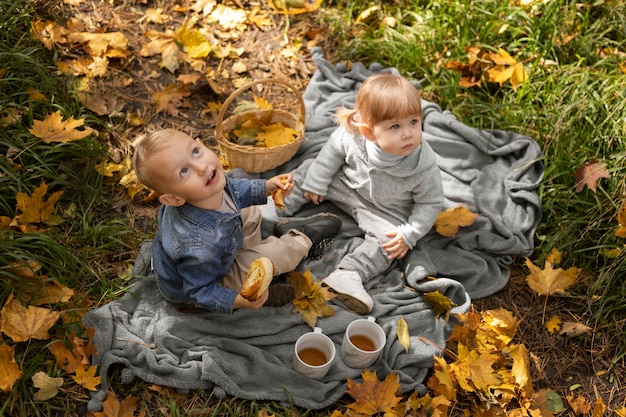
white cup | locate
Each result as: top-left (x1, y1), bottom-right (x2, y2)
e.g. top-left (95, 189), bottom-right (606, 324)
top-left (341, 316), bottom-right (386, 368)
top-left (293, 327), bottom-right (336, 379)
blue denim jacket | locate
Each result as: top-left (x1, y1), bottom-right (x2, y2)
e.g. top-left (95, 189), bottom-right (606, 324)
top-left (152, 177), bottom-right (267, 313)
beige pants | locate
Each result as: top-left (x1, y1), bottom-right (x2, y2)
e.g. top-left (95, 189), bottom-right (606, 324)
top-left (222, 206), bottom-right (311, 291)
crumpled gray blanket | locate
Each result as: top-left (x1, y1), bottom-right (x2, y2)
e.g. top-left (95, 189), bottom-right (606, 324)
top-left (83, 49), bottom-right (543, 412)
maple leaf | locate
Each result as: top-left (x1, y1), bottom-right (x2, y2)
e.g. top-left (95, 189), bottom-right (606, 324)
top-left (567, 394), bottom-right (591, 416)
top-left (140, 30), bottom-right (185, 72)
top-left (506, 343), bottom-right (533, 398)
top-left (14, 181), bottom-right (64, 226)
top-left (32, 371), bottom-right (63, 401)
top-left (153, 82), bottom-right (192, 116)
top-left (0, 294), bottom-right (61, 342)
top-left (287, 269), bottom-right (335, 328)
top-left (29, 110), bottom-right (96, 143)
top-left (615, 204), bottom-right (626, 238)
top-left (451, 343), bottom-right (502, 394)
top-left (67, 32), bottom-right (129, 58)
top-left (48, 332), bottom-right (96, 374)
top-left (525, 255), bottom-right (580, 296)
top-left (90, 390), bottom-right (139, 417)
top-left (446, 46), bottom-right (488, 88)
top-left (176, 25), bottom-right (213, 59)
top-left (256, 123), bottom-right (299, 147)
top-left (427, 356), bottom-right (457, 401)
top-left (72, 365), bottom-right (101, 391)
top-left (486, 48), bottom-right (529, 90)
top-left (346, 369), bottom-right (402, 416)
top-left (423, 290), bottom-right (457, 320)
top-left (434, 205), bottom-right (478, 237)
top-left (0, 344), bottom-right (23, 392)
top-left (478, 308), bottom-right (520, 349)
top-left (545, 316), bottom-right (562, 333)
top-left (573, 160), bottom-right (610, 192)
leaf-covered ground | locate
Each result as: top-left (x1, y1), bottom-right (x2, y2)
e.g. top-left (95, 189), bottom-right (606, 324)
top-left (33, 0), bottom-right (625, 414)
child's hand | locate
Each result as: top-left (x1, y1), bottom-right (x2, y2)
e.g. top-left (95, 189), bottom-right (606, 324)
top-left (304, 191), bottom-right (324, 205)
top-left (234, 290), bottom-right (269, 310)
top-left (382, 230), bottom-right (410, 260)
top-left (266, 174), bottom-right (294, 197)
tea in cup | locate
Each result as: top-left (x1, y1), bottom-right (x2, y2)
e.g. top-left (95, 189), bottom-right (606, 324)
top-left (293, 327), bottom-right (335, 379)
top-left (341, 316), bottom-right (386, 368)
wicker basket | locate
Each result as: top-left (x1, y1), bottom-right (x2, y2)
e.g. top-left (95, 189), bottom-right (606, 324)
top-left (215, 78), bottom-right (305, 173)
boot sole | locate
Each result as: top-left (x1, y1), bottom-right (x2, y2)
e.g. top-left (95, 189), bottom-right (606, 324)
top-left (331, 291), bottom-right (372, 315)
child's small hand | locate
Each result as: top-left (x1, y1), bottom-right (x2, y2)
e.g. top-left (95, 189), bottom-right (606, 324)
top-left (267, 174), bottom-right (294, 197)
top-left (304, 191), bottom-right (324, 205)
top-left (382, 230), bottom-right (410, 259)
top-left (234, 290), bottom-right (269, 310)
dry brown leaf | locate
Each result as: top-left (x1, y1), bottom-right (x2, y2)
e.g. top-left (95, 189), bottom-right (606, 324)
top-left (72, 365), bottom-right (101, 391)
top-left (14, 182), bottom-right (64, 226)
top-left (90, 390), bottom-right (139, 417)
top-left (29, 110), bottom-right (96, 143)
top-left (32, 371), bottom-right (63, 401)
top-left (346, 369), bottom-right (402, 416)
top-left (287, 269), bottom-right (335, 328)
top-left (525, 255), bottom-right (581, 296)
top-left (434, 205), bottom-right (478, 237)
top-left (0, 294), bottom-right (61, 342)
top-left (566, 393), bottom-right (592, 416)
top-left (559, 321), bottom-right (592, 338)
top-left (0, 344), bottom-right (22, 392)
top-left (427, 356), bottom-right (457, 401)
top-left (423, 290), bottom-right (457, 320)
top-left (573, 160), bottom-right (610, 192)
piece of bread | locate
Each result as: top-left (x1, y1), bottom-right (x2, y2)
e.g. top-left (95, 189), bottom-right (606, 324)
top-left (272, 175), bottom-right (289, 210)
top-left (240, 257), bottom-right (275, 301)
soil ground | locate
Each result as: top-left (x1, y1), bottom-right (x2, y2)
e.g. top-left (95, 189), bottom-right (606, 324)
top-left (48, 0), bottom-right (625, 414)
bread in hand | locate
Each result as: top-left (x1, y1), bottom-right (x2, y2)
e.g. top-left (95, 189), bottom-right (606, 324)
top-left (240, 257), bottom-right (275, 301)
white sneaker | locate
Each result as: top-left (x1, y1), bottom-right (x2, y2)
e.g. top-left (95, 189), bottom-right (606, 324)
top-left (322, 270), bottom-right (374, 314)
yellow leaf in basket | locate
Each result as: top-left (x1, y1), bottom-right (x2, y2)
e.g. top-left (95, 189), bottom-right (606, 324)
top-left (253, 95), bottom-right (273, 110)
top-left (256, 123), bottom-right (298, 147)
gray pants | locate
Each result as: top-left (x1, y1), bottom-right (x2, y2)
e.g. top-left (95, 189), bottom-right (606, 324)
top-left (284, 160), bottom-right (397, 283)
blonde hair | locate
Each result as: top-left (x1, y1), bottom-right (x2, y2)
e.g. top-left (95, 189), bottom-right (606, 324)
top-left (132, 128), bottom-right (183, 193)
top-left (335, 73), bottom-right (422, 136)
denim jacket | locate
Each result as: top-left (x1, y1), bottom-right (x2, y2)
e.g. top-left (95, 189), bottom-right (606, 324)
top-left (152, 177), bottom-right (267, 313)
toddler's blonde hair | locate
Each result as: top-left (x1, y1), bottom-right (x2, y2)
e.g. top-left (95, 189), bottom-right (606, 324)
top-left (335, 73), bottom-right (422, 136)
top-left (132, 128), bottom-right (183, 193)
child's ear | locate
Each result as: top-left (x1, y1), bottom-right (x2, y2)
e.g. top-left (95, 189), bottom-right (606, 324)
top-left (159, 193), bottom-right (186, 207)
top-left (359, 124), bottom-right (375, 140)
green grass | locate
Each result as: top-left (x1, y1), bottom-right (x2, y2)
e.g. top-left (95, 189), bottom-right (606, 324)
top-left (1, 0), bottom-right (625, 415)
top-left (321, 0), bottom-right (626, 357)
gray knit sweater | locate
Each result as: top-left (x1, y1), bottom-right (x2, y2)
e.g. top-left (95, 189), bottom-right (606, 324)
top-left (302, 126), bottom-right (444, 248)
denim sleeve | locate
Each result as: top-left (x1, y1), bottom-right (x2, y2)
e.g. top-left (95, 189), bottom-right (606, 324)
top-left (176, 250), bottom-right (239, 314)
top-left (227, 178), bottom-right (268, 208)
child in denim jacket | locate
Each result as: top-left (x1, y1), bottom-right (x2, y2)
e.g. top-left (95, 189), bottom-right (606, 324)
top-left (133, 129), bottom-right (340, 313)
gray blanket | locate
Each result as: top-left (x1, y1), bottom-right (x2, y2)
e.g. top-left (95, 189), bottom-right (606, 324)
top-left (83, 49), bottom-right (543, 412)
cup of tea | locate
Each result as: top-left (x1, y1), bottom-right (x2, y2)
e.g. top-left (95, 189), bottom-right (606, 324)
top-left (293, 327), bottom-right (336, 379)
top-left (341, 316), bottom-right (386, 368)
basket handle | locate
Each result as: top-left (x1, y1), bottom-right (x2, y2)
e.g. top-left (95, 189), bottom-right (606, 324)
top-left (215, 77), bottom-right (305, 137)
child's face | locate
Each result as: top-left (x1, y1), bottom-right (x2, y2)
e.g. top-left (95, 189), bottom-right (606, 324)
top-left (367, 113), bottom-right (422, 157)
top-left (150, 131), bottom-right (226, 208)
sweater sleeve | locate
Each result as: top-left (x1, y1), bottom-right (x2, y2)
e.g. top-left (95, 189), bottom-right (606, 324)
top-left (399, 155), bottom-right (444, 248)
top-left (301, 128), bottom-right (347, 196)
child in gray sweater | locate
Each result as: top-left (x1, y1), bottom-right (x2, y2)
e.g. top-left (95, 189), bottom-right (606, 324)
top-left (281, 73), bottom-right (443, 314)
